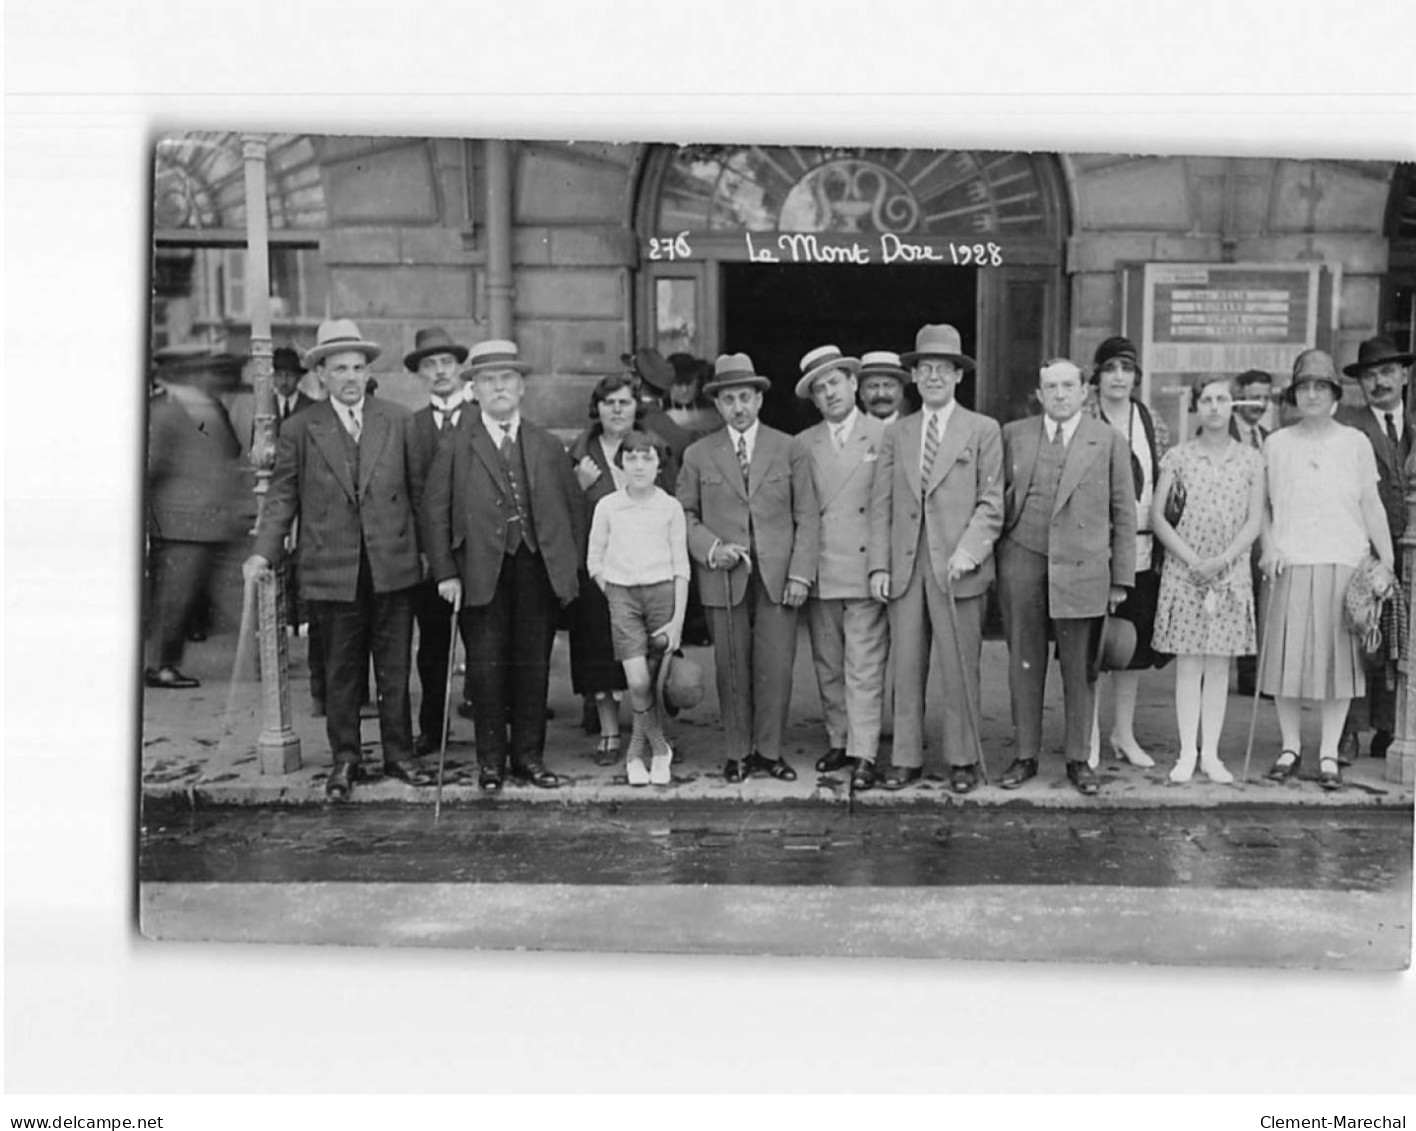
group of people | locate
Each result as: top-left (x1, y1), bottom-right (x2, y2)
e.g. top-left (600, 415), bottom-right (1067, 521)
top-left (148, 309), bottom-right (1410, 802)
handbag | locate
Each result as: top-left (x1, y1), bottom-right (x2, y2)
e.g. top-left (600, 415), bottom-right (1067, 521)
top-left (1345, 555), bottom-right (1395, 660)
top-left (1162, 468), bottom-right (1186, 528)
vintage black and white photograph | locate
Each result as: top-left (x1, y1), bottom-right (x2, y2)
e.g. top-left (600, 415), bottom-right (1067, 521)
top-left (134, 131), bottom-right (1414, 970)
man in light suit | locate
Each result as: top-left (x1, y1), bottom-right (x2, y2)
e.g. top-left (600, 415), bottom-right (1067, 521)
top-left (868, 324), bottom-right (1004, 793)
top-left (404, 325), bottom-right (474, 754)
top-left (677, 352), bottom-right (820, 783)
top-left (792, 345), bottom-right (890, 790)
top-left (996, 358), bottom-right (1136, 796)
top-left (1337, 336), bottom-right (1415, 762)
top-left (244, 318), bottom-right (433, 800)
top-left (423, 339), bottom-right (586, 793)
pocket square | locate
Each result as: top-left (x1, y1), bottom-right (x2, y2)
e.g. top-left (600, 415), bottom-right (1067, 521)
top-left (863, 450), bottom-right (878, 462)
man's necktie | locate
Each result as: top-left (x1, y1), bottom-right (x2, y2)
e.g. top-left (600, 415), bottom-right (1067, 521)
top-left (1249, 426), bottom-right (1261, 450)
top-left (922, 412), bottom-right (940, 482)
top-left (1385, 412), bottom-right (1399, 450)
top-left (737, 434), bottom-right (750, 486)
top-left (1050, 422), bottom-right (1064, 449)
top-left (831, 422), bottom-right (846, 452)
top-left (349, 412), bottom-right (362, 444)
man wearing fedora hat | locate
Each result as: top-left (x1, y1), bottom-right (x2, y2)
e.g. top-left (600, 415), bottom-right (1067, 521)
top-left (792, 345), bottom-right (890, 790)
top-left (677, 352), bottom-right (820, 783)
top-left (1335, 335), bottom-right (1415, 763)
top-left (145, 349), bottom-right (248, 690)
top-left (244, 318), bottom-right (433, 800)
top-left (858, 350), bottom-right (912, 425)
top-left (996, 358), bottom-right (1136, 796)
top-left (271, 346), bottom-right (315, 425)
top-left (423, 339), bottom-right (587, 793)
top-left (868, 324), bottom-right (1003, 793)
top-left (404, 326), bottom-right (474, 754)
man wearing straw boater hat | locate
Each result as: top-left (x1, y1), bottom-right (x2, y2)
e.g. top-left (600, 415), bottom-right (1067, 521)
top-left (677, 352), bottom-right (820, 783)
top-left (858, 350), bottom-right (912, 425)
top-left (245, 318), bottom-right (433, 801)
top-left (404, 326), bottom-right (474, 755)
top-left (995, 357), bottom-right (1136, 797)
top-left (868, 324), bottom-right (1003, 793)
top-left (792, 345), bottom-right (890, 790)
top-left (1335, 334), bottom-right (1415, 764)
top-left (422, 339), bottom-right (586, 793)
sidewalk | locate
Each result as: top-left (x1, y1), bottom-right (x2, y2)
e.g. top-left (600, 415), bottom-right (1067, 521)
top-left (140, 617), bottom-right (1416, 811)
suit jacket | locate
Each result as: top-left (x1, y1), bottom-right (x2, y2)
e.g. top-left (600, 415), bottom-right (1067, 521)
top-left (1336, 403), bottom-right (1409, 542)
top-left (795, 414), bottom-right (886, 599)
top-left (677, 423), bottom-right (820, 607)
top-left (868, 404), bottom-right (1004, 601)
top-left (1000, 414), bottom-right (1137, 619)
top-left (422, 414), bottom-right (586, 608)
top-left (147, 387), bottom-right (247, 543)
top-left (410, 402), bottom-right (475, 479)
top-left (252, 397), bottom-right (425, 602)
top-left (1226, 416), bottom-right (1268, 447)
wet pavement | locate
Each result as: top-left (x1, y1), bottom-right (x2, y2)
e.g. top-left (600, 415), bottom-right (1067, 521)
top-left (138, 801), bottom-right (1413, 969)
top-left (140, 801), bottom-right (1412, 891)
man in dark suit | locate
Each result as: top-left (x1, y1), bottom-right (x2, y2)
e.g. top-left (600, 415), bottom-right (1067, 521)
top-left (244, 318), bottom-right (433, 800)
top-left (422, 339), bottom-right (587, 793)
top-left (677, 352), bottom-right (820, 783)
top-left (403, 326), bottom-right (473, 754)
top-left (145, 350), bottom-right (248, 689)
top-left (1336, 336), bottom-right (1415, 762)
top-left (996, 358), bottom-right (1136, 796)
top-left (272, 346), bottom-right (316, 424)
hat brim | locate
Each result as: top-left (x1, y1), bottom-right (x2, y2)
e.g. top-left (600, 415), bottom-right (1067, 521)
top-left (1089, 613), bottom-right (1138, 679)
top-left (403, 343), bottom-right (469, 372)
top-left (900, 351), bottom-right (976, 371)
top-left (703, 374), bottom-right (771, 396)
top-left (306, 341), bottom-right (382, 367)
top-left (1343, 353), bottom-right (1415, 378)
top-left (466, 359), bottom-right (533, 376)
top-left (794, 357), bottom-right (862, 400)
top-left (858, 365), bottom-right (911, 384)
top-left (625, 350), bottom-right (676, 392)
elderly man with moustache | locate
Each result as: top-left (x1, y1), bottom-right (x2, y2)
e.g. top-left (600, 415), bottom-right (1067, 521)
top-left (422, 339), bottom-right (586, 793)
top-left (859, 350), bottom-right (911, 425)
top-left (1335, 335), bottom-right (1415, 764)
top-left (996, 358), bottom-right (1136, 797)
top-left (244, 319), bottom-right (433, 800)
top-left (791, 345), bottom-right (890, 790)
top-left (868, 324), bottom-right (1003, 793)
top-left (677, 353), bottom-right (820, 784)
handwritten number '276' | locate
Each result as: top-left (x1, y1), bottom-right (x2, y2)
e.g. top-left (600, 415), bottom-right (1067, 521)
top-left (648, 232), bottom-right (693, 261)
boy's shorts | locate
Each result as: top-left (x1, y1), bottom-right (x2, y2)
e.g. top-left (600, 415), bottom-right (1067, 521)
top-left (605, 580), bottom-right (676, 661)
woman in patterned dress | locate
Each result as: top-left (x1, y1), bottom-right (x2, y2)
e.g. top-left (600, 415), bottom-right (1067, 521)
top-left (1087, 336), bottom-right (1170, 768)
top-left (1151, 374), bottom-right (1266, 783)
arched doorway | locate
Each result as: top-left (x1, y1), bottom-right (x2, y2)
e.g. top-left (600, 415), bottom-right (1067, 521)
top-left (634, 144), bottom-right (1069, 431)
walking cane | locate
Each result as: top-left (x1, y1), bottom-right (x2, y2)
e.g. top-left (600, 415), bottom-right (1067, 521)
top-left (939, 560), bottom-right (990, 785)
top-left (721, 553), bottom-right (744, 767)
top-left (1242, 567), bottom-right (1282, 784)
top-left (434, 589), bottom-right (463, 824)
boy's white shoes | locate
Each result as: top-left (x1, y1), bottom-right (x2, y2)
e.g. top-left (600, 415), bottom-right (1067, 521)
top-left (649, 747), bottom-right (673, 785)
top-left (626, 756), bottom-right (650, 786)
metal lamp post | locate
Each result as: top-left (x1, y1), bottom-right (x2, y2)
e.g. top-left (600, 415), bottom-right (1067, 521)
top-left (242, 132), bottom-right (301, 774)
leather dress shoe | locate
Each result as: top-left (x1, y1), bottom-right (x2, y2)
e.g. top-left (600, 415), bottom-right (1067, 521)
top-left (850, 759), bottom-right (877, 791)
top-left (1264, 750), bottom-right (1301, 783)
top-left (743, 751), bottom-right (797, 781)
top-left (478, 766), bottom-right (504, 793)
top-left (949, 764), bottom-right (979, 794)
top-left (1065, 761), bottom-right (1100, 796)
top-left (383, 759), bottom-right (433, 787)
top-left (816, 747), bottom-right (852, 773)
top-left (1370, 730), bottom-right (1395, 760)
top-left (723, 759), bottom-right (746, 783)
top-left (1337, 730), bottom-right (1359, 768)
top-left (456, 700), bottom-right (477, 721)
top-left (511, 764), bottom-right (560, 789)
top-left (880, 765), bottom-right (921, 791)
top-left (414, 733), bottom-right (439, 757)
top-left (145, 666), bottom-right (200, 690)
top-left (999, 758), bottom-right (1038, 790)
top-left (325, 762), bottom-right (358, 801)
top-left (1318, 756), bottom-right (1343, 791)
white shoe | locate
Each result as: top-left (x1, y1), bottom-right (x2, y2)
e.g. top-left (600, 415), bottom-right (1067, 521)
top-left (1201, 755), bottom-right (1235, 784)
top-left (649, 748), bottom-right (673, 785)
top-left (626, 757), bottom-right (650, 786)
top-left (1169, 753), bottom-right (1197, 784)
top-left (1111, 735), bottom-right (1156, 769)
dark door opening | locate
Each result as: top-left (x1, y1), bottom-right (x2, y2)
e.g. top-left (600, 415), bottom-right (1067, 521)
top-left (720, 262), bottom-right (977, 434)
